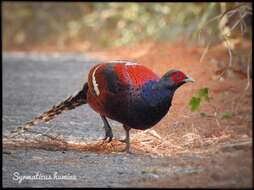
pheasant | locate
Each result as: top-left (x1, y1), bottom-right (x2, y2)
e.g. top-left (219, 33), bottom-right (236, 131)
top-left (13, 60), bottom-right (194, 152)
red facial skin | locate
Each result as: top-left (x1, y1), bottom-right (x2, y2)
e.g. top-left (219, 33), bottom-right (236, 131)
top-left (170, 71), bottom-right (186, 84)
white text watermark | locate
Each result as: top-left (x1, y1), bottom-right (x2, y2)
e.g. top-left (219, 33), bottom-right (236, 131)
top-left (12, 171), bottom-right (77, 184)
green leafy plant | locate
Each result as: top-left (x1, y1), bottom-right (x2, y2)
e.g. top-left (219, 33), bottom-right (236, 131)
top-left (189, 88), bottom-right (235, 129)
top-left (3, 2), bottom-right (251, 49)
top-left (189, 88), bottom-right (210, 111)
top-left (221, 111), bottom-right (235, 119)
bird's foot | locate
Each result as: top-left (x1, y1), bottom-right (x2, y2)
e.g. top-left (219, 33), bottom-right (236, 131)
top-left (119, 138), bottom-right (127, 143)
top-left (102, 136), bottom-right (112, 143)
top-left (102, 130), bottom-right (113, 143)
top-left (119, 140), bottom-right (131, 153)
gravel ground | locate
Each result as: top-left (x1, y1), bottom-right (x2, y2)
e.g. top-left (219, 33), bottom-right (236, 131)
top-left (2, 52), bottom-right (252, 188)
top-left (2, 52), bottom-right (170, 187)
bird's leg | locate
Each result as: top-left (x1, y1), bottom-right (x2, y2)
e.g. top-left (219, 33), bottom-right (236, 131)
top-left (120, 125), bottom-right (131, 153)
top-left (119, 126), bottom-right (129, 143)
top-left (100, 115), bottom-right (113, 142)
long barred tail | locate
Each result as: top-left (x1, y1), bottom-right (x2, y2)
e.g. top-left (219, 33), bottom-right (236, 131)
top-left (11, 83), bottom-right (89, 134)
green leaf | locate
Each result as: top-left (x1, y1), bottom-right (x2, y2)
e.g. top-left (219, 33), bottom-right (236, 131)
top-left (189, 97), bottom-right (201, 112)
top-left (197, 88), bottom-right (209, 101)
top-left (221, 112), bottom-right (235, 119)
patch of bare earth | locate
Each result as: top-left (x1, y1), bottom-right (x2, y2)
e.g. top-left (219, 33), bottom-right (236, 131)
top-left (84, 40), bottom-right (252, 153)
top-left (86, 40), bottom-right (252, 187)
top-left (6, 40), bottom-right (252, 155)
top-left (4, 39), bottom-right (252, 187)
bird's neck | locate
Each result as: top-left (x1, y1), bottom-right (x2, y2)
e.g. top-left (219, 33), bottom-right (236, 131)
top-left (142, 80), bottom-right (175, 107)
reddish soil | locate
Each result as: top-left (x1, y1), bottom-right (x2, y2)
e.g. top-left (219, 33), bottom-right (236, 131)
top-left (5, 39), bottom-right (252, 187)
top-left (86, 40), bottom-right (252, 145)
top-left (88, 40), bottom-right (253, 188)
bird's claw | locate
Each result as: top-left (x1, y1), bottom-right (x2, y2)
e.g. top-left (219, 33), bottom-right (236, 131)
top-left (119, 139), bottom-right (131, 153)
top-left (119, 139), bottom-right (127, 143)
top-left (101, 130), bottom-right (113, 143)
top-left (102, 136), bottom-right (113, 143)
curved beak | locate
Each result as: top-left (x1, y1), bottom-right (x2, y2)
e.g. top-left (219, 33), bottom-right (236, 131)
top-left (184, 75), bottom-right (195, 83)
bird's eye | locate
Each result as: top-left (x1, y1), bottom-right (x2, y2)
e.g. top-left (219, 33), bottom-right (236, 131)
top-left (171, 72), bottom-right (184, 83)
top-left (175, 74), bottom-right (180, 79)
